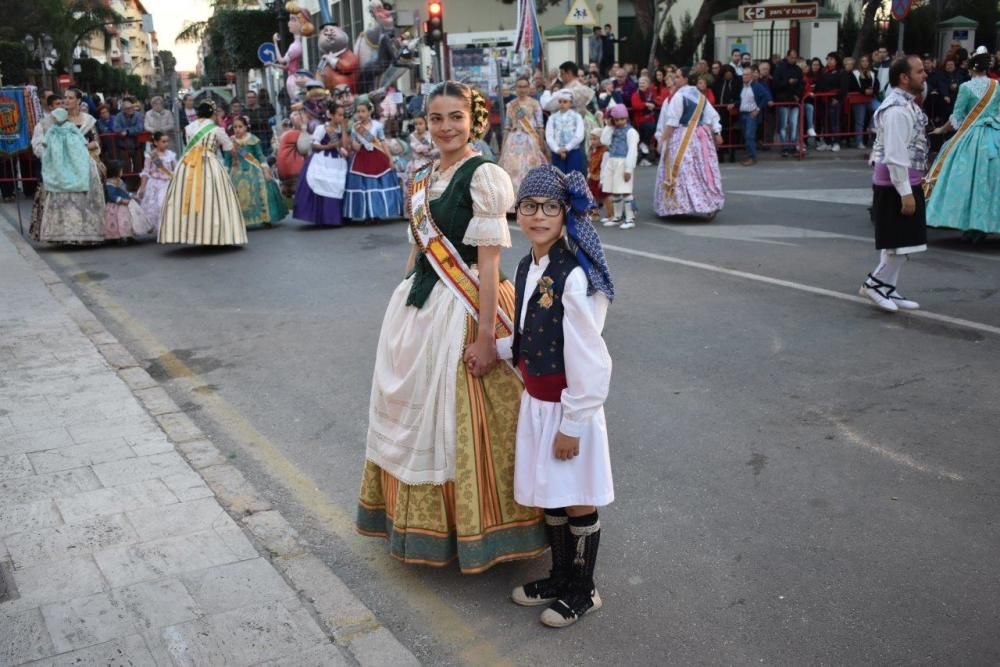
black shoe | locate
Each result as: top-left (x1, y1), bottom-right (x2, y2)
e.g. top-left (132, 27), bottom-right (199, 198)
top-left (512, 510), bottom-right (572, 607)
top-left (540, 583), bottom-right (602, 627)
top-left (512, 574), bottom-right (570, 607)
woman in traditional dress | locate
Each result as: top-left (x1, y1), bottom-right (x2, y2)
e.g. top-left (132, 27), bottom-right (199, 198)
top-left (30, 89), bottom-right (106, 245)
top-left (293, 102), bottom-right (349, 226)
top-left (925, 47), bottom-right (1000, 243)
top-left (654, 76), bottom-right (725, 219)
top-left (136, 131), bottom-right (177, 235)
top-left (158, 101), bottom-right (247, 246)
top-left (498, 77), bottom-right (549, 196)
top-left (343, 97), bottom-right (403, 222)
top-left (225, 116), bottom-right (288, 228)
top-left (357, 81), bottom-right (546, 573)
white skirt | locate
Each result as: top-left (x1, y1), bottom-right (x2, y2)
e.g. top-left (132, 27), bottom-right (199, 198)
top-left (514, 394), bottom-right (614, 508)
top-left (600, 156), bottom-right (634, 195)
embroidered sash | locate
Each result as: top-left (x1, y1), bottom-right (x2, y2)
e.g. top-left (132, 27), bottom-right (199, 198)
top-left (665, 94), bottom-right (706, 201)
top-left (180, 122), bottom-right (217, 214)
top-left (924, 79), bottom-right (998, 200)
top-left (408, 164), bottom-right (516, 343)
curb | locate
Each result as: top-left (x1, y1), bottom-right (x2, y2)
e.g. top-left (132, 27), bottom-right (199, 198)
top-left (1, 222), bottom-right (420, 667)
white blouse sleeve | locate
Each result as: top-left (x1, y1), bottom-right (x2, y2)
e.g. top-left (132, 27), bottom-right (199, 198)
top-left (213, 127), bottom-right (233, 151)
top-left (701, 100), bottom-right (722, 134)
top-left (655, 98), bottom-right (671, 138)
top-left (462, 162), bottom-right (514, 247)
top-left (559, 268), bottom-right (612, 437)
top-left (664, 93), bottom-right (684, 128)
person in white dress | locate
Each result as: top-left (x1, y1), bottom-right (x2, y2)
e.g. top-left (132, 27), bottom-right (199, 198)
top-left (499, 164), bottom-right (615, 629)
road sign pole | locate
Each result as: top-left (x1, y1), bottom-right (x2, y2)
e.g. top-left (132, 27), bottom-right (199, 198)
top-left (897, 23), bottom-right (905, 54)
top-left (575, 26), bottom-right (583, 67)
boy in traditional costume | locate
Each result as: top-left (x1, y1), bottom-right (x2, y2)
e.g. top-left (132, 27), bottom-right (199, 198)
top-left (860, 55), bottom-right (929, 312)
top-left (545, 90), bottom-right (587, 178)
top-left (500, 165), bottom-right (615, 628)
top-left (598, 104), bottom-right (639, 229)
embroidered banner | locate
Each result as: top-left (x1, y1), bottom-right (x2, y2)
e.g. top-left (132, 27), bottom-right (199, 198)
top-left (0, 87), bottom-right (42, 156)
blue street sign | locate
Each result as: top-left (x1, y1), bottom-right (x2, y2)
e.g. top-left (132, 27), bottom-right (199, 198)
top-left (891, 0), bottom-right (912, 21)
top-left (257, 43), bottom-right (278, 65)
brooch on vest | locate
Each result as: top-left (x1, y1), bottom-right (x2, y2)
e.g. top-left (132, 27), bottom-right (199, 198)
top-left (537, 276), bottom-right (555, 309)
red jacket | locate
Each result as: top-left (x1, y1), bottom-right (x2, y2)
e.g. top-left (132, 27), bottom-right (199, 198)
top-left (630, 90), bottom-right (658, 126)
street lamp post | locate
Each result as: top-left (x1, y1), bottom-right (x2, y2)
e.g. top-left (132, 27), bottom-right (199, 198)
top-left (23, 34), bottom-right (55, 91)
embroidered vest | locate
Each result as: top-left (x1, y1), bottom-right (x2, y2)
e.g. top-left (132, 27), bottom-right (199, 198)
top-left (512, 241), bottom-right (580, 378)
top-left (679, 97), bottom-right (700, 125)
top-left (406, 156), bottom-right (487, 308)
top-left (872, 88), bottom-right (929, 172)
top-left (609, 126), bottom-right (630, 158)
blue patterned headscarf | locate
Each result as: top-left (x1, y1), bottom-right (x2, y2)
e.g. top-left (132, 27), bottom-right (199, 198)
top-left (517, 165), bottom-right (615, 301)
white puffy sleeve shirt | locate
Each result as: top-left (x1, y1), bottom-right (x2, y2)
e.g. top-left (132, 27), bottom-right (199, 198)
top-left (462, 162), bottom-right (514, 247)
top-left (497, 260), bottom-right (612, 437)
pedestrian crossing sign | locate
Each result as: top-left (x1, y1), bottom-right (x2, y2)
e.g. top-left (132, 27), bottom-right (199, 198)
top-left (564, 0), bottom-right (597, 26)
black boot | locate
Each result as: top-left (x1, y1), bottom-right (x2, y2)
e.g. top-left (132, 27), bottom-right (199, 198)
top-left (540, 512), bottom-right (602, 628)
top-left (511, 509), bottom-right (571, 606)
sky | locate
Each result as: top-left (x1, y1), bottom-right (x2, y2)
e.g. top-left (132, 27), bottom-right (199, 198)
top-left (143, 0), bottom-right (213, 71)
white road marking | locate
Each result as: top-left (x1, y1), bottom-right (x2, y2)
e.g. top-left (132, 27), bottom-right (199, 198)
top-left (599, 243), bottom-right (1000, 338)
top-left (825, 414), bottom-right (965, 481)
top-left (641, 220), bottom-right (1000, 263)
top-left (729, 188), bottom-right (874, 206)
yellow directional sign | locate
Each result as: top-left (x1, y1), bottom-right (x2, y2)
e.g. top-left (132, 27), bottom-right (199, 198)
top-left (564, 0), bottom-right (597, 26)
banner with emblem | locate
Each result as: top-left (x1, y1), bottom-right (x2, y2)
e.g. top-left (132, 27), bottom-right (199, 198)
top-left (0, 87), bottom-right (42, 155)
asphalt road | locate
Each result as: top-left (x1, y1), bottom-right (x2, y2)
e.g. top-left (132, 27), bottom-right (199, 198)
top-left (6, 155), bottom-right (1000, 666)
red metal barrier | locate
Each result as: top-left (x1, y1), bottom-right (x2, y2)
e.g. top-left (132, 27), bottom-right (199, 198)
top-left (807, 91), bottom-right (873, 148)
top-left (713, 101), bottom-right (806, 160)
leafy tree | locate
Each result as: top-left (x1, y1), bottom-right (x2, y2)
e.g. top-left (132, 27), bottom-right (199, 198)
top-left (663, 18), bottom-right (678, 55)
top-left (672, 0), bottom-right (745, 65)
top-left (840, 3), bottom-right (860, 56)
top-left (0, 41), bottom-right (31, 85)
top-left (678, 11), bottom-right (695, 62)
top-left (158, 50), bottom-right (177, 76)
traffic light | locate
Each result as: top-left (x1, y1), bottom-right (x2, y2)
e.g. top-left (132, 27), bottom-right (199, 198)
top-left (424, 1), bottom-right (444, 47)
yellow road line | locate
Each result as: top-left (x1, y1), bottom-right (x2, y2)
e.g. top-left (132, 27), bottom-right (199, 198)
top-left (49, 252), bottom-right (516, 667)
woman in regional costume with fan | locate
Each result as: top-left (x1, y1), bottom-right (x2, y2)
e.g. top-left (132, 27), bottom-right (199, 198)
top-left (356, 81), bottom-right (546, 573)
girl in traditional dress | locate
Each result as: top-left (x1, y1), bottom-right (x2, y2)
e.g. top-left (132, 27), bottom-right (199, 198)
top-left (31, 90), bottom-right (106, 245)
top-left (926, 47), bottom-right (1000, 243)
top-left (103, 160), bottom-right (152, 242)
top-left (226, 116), bottom-right (288, 228)
top-left (357, 81), bottom-right (546, 573)
top-left (158, 101), bottom-right (247, 246)
top-left (136, 131), bottom-right (177, 235)
top-left (499, 77), bottom-right (549, 195)
top-left (654, 77), bottom-right (725, 219)
top-left (292, 102), bottom-right (351, 227)
top-left (403, 115), bottom-right (439, 218)
top-left (503, 165), bottom-right (615, 628)
top-left (599, 104), bottom-right (640, 229)
top-left (343, 97), bottom-right (403, 222)
top-left (294, 102), bottom-right (350, 226)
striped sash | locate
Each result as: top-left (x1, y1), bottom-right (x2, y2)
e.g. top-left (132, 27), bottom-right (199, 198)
top-left (408, 164), bottom-right (515, 341)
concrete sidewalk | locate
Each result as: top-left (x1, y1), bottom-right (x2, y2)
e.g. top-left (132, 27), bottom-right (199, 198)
top-left (0, 223), bottom-right (418, 666)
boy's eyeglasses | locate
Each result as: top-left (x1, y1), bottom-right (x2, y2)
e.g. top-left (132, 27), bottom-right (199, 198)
top-left (516, 200), bottom-right (563, 217)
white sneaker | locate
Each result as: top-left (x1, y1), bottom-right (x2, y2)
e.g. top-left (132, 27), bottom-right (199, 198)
top-left (889, 291), bottom-right (920, 309)
top-left (639, 142), bottom-right (649, 154)
top-left (816, 143), bottom-right (829, 151)
top-left (807, 128), bottom-right (817, 137)
top-left (859, 283), bottom-right (899, 312)
top-left (619, 221), bottom-right (636, 230)
top-left (831, 143), bottom-right (841, 152)
top-left (602, 218), bottom-right (620, 227)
